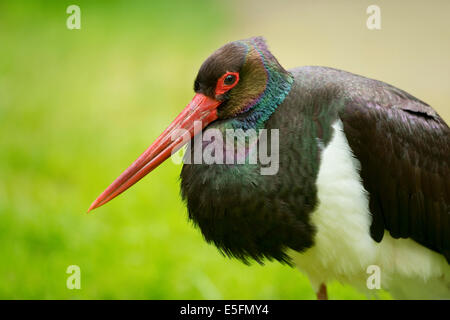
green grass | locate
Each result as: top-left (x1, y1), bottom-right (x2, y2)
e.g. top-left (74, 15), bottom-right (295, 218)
top-left (0, 1), bottom-right (389, 299)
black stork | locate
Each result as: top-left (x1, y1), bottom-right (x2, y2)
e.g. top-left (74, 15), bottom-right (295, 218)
top-left (89, 37), bottom-right (450, 299)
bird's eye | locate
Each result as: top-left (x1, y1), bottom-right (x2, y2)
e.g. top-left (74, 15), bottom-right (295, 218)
top-left (215, 72), bottom-right (239, 96)
top-left (224, 74), bottom-right (236, 85)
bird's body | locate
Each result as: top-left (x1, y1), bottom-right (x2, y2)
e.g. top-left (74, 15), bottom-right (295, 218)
top-left (90, 38), bottom-right (450, 299)
top-left (289, 107), bottom-right (449, 299)
top-left (181, 65), bottom-right (450, 299)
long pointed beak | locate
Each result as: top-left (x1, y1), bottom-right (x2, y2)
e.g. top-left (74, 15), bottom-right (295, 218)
top-left (88, 93), bottom-right (221, 212)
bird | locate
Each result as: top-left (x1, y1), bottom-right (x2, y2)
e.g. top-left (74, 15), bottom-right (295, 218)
top-left (89, 36), bottom-right (450, 299)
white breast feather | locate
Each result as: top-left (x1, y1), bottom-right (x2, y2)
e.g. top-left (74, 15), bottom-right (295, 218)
top-left (289, 120), bottom-right (450, 299)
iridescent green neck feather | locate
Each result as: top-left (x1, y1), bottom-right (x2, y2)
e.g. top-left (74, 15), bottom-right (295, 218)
top-left (221, 37), bottom-right (294, 130)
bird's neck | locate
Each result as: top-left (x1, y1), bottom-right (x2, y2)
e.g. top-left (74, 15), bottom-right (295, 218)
top-left (231, 63), bottom-right (294, 131)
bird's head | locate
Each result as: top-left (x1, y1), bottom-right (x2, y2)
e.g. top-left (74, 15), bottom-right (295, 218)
top-left (194, 36), bottom-right (286, 119)
top-left (88, 37), bottom-right (292, 211)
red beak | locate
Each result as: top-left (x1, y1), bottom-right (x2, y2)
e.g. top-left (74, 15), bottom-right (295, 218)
top-left (88, 93), bottom-right (221, 212)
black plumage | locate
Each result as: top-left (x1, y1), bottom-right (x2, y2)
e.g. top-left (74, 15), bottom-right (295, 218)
top-left (182, 64), bottom-right (450, 264)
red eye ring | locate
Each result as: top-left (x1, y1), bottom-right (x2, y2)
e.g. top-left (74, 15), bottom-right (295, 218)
top-left (215, 72), bottom-right (239, 96)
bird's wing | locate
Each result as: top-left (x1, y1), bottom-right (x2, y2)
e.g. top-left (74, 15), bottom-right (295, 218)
top-left (339, 83), bottom-right (450, 262)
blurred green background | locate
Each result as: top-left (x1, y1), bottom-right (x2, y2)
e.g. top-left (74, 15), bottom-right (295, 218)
top-left (0, 0), bottom-right (448, 299)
